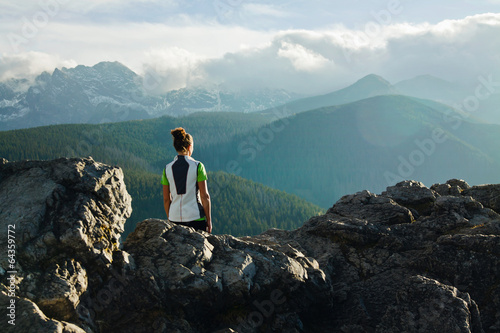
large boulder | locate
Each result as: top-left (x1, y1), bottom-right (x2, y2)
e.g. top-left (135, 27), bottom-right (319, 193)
top-left (0, 157), bottom-right (131, 330)
top-left (377, 275), bottom-right (483, 333)
top-left (105, 218), bottom-right (332, 332)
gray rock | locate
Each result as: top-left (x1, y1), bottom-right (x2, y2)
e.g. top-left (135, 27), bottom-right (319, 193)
top-left (0, 291), bottom-right (86, 333)
top-left (431, 178), bottom-right (471, 196)
top-left (377, 275), bottom-right (483, 333)
top-left (0, 157), bottom-right (131, 329)
top-left (464, 183), bottom-right (500, 214)
top-left (383, 180), bottom-right (438, 216)
top-left (328, 189), bottom-right (415, 225)
top-left (1, 158), bottom-right (499, 333)
top-left (111, 219), bottom-right (331, 332)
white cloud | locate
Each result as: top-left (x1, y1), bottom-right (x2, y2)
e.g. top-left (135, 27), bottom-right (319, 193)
top-left (0, 17), bottom-right (274, 79)
top-left (0, 52), bottom-right (77, 81)
top-left (277, 41), bottom-right (332, 72)
top-left (242, 3), bottom-right (292, 18)
top-left (141, 47), bottom-right (206, 92)
top-left (0, 9), bottom-right (499, 95)
top-left (197, 13), bottom-right (500, 93)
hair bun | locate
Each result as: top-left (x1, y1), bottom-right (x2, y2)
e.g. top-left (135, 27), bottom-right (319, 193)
top-left (171, 127), bottom-right (193, 153)
top-left (171, 127), bottom-right (186, 139)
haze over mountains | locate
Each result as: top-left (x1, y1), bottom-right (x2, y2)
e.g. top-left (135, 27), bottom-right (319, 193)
top-left (206, 94), bottom-right (500, 208)
top-left (1, 61), bottom-right (499, 132)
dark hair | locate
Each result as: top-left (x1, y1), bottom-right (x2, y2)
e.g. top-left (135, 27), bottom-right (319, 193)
top-left (171, 127), bottom-right (193, 153)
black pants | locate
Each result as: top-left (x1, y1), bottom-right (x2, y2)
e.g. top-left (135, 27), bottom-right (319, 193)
top-left (172, 220), bottom-right (207, 232)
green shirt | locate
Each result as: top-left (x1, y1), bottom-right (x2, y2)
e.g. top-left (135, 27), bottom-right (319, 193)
top-left (161, 161), bottom-right (207, 186)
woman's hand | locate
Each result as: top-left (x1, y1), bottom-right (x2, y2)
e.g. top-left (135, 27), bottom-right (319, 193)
top-left (198, 180), bottom-right (212, 233)
top-left (206, 218), bottom-right (212, 233)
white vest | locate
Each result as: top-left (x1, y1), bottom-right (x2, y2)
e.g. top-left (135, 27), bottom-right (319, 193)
top-left (165, 155), bottom-right (204, 222)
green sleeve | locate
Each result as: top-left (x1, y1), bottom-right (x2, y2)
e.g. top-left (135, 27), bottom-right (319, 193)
top-left (197, 162), bottom-right (208, 182)
top-left (161, 168), bottom-right (169, 185)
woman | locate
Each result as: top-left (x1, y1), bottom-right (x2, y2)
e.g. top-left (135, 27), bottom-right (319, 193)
top-left (161, 127), bottom-right (212, 233)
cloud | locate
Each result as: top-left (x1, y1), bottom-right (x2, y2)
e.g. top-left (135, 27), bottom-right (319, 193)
top-left (242, 3), bottom-right (293, 18)
top-left (0, 17), bottom-right (273, 79)
top-left (141, 47), bottom-right (206, 92)
top-left (194, 13), bottom-right (500, 93)
top-left (0, 52), bottom-right (77, 82)
top-left (0, 10), bottom-right (499, 95)
top-left (0, 0), bottom-right (178, 17)
top-left (277, 41), bottom-right (333, 72)
top-left (379, 13), bottom-right (500, 83)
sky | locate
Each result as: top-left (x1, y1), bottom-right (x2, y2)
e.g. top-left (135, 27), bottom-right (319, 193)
top-left (1, 0), bottom-right (500, 94)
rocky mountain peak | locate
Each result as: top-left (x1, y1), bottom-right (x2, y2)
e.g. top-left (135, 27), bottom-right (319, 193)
top-left (0, 61), bottom-right (299, 130)
top-left (1, 157), bottom-right (499, 332)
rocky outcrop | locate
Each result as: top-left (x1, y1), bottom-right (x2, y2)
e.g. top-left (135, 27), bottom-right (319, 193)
top-left (1, 158), bottom-right (499, 332)
top-left (0, 157), bottom-right (131, 332)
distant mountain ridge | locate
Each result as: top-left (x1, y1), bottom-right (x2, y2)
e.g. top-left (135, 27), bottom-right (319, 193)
top-left (261, 73), bottom-right (499, 125)
top-left (395, 74), bottom-right (500, 124)
top-left (209, 94), bottom-right (500, 208)
top-left (394, 74), bottom-right (466, 102)
top-left (0, 61), bottom-right (300, 130)
top-left (264, 74), bottom-right (398, 117)
top-left (2, 62), bottom-right (499, 131)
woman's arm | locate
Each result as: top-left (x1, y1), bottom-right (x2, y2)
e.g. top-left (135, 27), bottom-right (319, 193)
top-left (163, 185), bottom-right (171, 219)
top-left (198, 180), bottom-right (212, 233)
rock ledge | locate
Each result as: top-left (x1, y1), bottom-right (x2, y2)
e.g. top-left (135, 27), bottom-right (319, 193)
top-left (1, 159), bottom-right (499, 333)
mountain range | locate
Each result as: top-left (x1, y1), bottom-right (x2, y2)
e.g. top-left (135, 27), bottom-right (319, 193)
top-left (1, 61), bottom-right (499, 132)
top-left (263, 73), bottom-right (498, 124)
top-left (0, 61), bottom-right (299, 131)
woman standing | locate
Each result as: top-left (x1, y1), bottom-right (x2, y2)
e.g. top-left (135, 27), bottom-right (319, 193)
top-left (161, 127), bottom-right (212, 233)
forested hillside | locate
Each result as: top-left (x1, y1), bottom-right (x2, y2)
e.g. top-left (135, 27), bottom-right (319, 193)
top-left (201, 95), bottom-right (500, 208)
top-left (2, 94), bottom-right (500, 235)
top-left (0, 112), bottom-right (275, 169)
top-left (0, 111), bottom-right (322, 237)
top-left (126, 170), bottom-right (321, 237)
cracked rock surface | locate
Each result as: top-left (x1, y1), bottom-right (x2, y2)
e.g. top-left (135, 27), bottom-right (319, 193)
top-left (1, 158), bottom-right (499, 332)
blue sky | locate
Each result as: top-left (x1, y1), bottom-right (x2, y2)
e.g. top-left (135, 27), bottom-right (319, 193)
top-left (1, 0), bottom-right (499, 93)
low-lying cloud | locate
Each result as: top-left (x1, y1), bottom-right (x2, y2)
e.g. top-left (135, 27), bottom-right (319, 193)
top-left (0, 52), bottom-right (77, 82)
